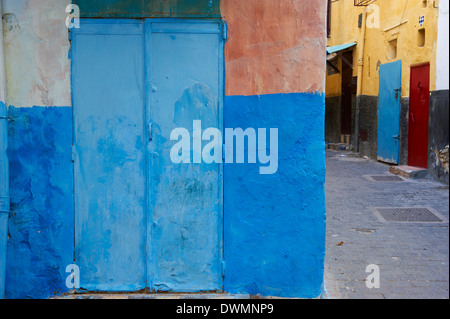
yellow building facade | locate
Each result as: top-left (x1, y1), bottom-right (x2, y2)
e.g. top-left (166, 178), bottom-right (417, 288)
top-left (325, 0), bottom-right (448, 183)
top-left (326, 0), bottom-right (439, 99)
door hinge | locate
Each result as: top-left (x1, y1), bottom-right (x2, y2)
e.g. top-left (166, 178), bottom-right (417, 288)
top-left (0, 196), bottom-right (10, 215)
top-left (222, 21), bottom-right (228, 42)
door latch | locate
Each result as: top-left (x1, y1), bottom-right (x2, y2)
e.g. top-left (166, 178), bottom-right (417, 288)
top-left (394, 87), bottom-right (402, 100)
top-left (148, 122), bottom-right (153, 141)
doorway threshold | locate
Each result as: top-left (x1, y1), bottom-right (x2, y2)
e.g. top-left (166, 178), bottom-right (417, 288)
top-left (53, 292), bottom-right (251, 299)
top-left (389, 165), bottom-right (428, 179)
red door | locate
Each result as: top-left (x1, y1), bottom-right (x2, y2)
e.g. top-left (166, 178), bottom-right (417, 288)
top-left (408, 63), bottom-right (430, 168)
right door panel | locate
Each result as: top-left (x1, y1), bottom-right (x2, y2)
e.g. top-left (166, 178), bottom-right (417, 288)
top-left (146, 20), bottom-right (224, 292)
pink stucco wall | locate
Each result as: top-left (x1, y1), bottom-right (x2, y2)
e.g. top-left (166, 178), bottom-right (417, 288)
top-left (221, 0), bottom-right (327, 96)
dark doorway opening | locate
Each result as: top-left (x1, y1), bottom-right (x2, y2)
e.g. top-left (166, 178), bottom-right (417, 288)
top-left (340, 51), bottom-right (354, 135)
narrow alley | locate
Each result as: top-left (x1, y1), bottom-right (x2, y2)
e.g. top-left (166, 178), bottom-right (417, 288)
top-left (325, 150), bottom-right (449, 299)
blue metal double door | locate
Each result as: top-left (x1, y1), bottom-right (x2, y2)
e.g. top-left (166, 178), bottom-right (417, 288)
top-left (71, 20), bottom-right (224, 292)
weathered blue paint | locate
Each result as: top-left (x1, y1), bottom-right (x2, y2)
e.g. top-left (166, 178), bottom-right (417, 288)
top-left (146, 19), bottom-right (224, 292)
top-left (377, 60), bottom-right (402, 164)
top-left (223, 93), bottom-right (326, 298)
top-left (6, 106), bottom-right (73, 299)
top-left (71, 19), bottom-right (223, 292)
top-left (72, 20), bottom-right (147, 291)
top-left (0, 100), bottom-right (9, 299)
top-left (74, 0), bottom-right (221, 18)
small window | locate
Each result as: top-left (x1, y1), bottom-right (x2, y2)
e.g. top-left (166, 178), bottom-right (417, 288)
top-left (418, 28), bottom-right (426, 47)
top-left (387, 39), bottom-right (398, 60)
top-left (422, 0), bottom-right (427, 8)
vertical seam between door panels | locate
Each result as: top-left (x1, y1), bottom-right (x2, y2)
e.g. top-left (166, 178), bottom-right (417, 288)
top-left (142, 19), bottom-right (149, 291)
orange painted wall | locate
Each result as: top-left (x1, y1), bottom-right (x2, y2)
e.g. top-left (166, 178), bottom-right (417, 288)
top-left (221, 0), bottom-right (327, 96)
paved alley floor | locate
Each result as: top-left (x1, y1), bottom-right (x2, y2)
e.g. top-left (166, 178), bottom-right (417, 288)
top-left (324, 150), bottom-right (449, 299)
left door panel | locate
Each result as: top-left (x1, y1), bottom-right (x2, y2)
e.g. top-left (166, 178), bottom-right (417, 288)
top-left (72, 21), bottom-right (147, 291)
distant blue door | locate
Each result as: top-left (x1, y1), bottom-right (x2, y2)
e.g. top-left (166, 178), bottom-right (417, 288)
top-left (377, 60), bottom-right (402, 164)
top-left (72, 20), bottom-right (224, 292)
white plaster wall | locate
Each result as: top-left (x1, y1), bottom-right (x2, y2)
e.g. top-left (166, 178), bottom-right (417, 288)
top-left (2, 0), bottom-right (71, 108)
top-left (436, 0), bottom-right (449, 91)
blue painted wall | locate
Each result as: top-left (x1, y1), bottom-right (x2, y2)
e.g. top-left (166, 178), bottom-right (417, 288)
top-left (223, 93), bottom-right (326, 298)
top-left (6, 106), bottom-right (73, 299)
top-left (5, 94), bottom-right (326, 298)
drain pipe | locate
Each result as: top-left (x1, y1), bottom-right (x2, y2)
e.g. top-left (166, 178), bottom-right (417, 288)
top-left (0, 0), bottom-right (10, 300)
top-left (354, 7), bottom-right (367, 153)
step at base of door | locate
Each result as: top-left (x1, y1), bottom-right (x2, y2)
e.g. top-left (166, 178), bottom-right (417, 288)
top-left (53, 292), bottom-right (251, 299)
top-left (389, 165), bottom-right (428, 179)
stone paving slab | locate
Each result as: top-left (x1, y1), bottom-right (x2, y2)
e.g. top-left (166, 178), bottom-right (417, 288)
top-left (324, 150), bottom-right (449, 299)
top-left (390, 165), bottom-right (429, 179)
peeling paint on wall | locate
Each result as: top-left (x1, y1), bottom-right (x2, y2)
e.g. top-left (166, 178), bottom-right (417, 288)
top-left (2, 0), bottom-right (71, 108)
